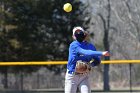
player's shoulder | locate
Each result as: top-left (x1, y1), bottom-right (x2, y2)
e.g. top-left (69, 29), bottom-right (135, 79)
top-left (85, 41), bottom-right (96, 50)
top-left (88, 42), bottom-right (94, 46)
top-left (84, 41), bottom-right (94, 46)
top-left (70, 41), bottom-right (79, 48)
top-left (70, 41), bottom-right (79, 45)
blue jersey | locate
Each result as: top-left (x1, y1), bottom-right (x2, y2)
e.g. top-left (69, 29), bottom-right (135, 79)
top-left (67, 40), bottom-right (103, 73)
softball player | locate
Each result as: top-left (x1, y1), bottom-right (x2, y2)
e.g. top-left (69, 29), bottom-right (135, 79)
top-left (65, 27), bottom-right (109, 93)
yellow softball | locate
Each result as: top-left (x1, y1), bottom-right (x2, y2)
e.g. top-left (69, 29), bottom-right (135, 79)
top-left (63, 3), bottom-right (72, 12)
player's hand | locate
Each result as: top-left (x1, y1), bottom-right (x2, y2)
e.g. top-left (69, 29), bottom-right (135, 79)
top-left (102, 51), bottom-right (110, 56)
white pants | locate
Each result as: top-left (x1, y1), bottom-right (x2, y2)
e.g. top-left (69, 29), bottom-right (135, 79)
top-left (65, 70), bottom-right (91, 93)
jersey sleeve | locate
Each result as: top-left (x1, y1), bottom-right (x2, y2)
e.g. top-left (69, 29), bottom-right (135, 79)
top-left (76, 45), bottom-right (103, 56)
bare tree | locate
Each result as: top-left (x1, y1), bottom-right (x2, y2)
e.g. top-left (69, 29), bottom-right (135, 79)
top-left (86, 0), bottom-right (140, 90)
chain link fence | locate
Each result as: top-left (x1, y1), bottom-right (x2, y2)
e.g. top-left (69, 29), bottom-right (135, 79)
top-left (0, 63), bottom-right (140, 92)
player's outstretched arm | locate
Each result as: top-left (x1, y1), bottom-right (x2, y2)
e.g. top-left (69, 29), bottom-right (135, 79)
top-left (77, 46), bottom-right (110, 56)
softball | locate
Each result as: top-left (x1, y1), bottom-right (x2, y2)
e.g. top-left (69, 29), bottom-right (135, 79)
top-left (63, 3), bottom-right (72, 12)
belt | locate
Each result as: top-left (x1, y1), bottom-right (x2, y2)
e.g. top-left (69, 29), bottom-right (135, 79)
top-left (68, 70), bottom-right (87, 75)
top-left (74, 72), bottom-right (87, 75)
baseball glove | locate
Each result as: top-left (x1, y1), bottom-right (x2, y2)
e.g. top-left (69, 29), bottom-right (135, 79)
top-left (75, 60), bottom-right (91, 74)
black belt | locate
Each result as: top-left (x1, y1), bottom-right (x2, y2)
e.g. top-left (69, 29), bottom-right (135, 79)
top-left (68, 70), bottom-right (87, 75)
top-left (74, 72), bottom-right (87, 75)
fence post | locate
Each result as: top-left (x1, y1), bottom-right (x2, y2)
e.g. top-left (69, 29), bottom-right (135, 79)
top-left (129, 63), bottom-right (132, 93)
